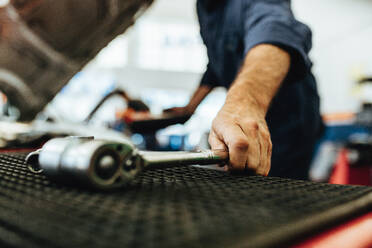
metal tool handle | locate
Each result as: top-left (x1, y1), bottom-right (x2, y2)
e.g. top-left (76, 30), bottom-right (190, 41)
top-left (139, 150), bottom-right (229, 169)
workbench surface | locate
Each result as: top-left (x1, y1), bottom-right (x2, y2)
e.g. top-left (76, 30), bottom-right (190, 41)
top-left (0, 152), bottom-right (371, 248)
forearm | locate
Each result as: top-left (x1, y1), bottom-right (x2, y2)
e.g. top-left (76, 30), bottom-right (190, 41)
top-left (209, 44), bottom-right (291, 175)
top-left (226, 44), bottom-right (290, 115)
top-left (186, 84), bottom-right (213, 113)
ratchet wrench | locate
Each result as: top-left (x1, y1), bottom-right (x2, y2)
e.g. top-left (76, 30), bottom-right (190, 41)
top-left (26, 136), bottom-right (228, 189)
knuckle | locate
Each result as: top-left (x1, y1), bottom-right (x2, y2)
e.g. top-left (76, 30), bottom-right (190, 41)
top-left (261, 130), bottom-right (271, 139)
top-left (251, 122), bottom-right (260, 131)
top-left (243, 120), bottom-right (260, 131)
top-left (230, 138), bottom-right (249, 151)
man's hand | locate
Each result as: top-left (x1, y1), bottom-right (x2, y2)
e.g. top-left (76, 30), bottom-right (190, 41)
top-left (208, 44), bottom-right (291, 175)
top-left (209, 102), bottom-right (272, 175)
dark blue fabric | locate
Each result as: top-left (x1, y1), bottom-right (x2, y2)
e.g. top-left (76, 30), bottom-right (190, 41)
top-left (197, 0), bottom-right (323, 179)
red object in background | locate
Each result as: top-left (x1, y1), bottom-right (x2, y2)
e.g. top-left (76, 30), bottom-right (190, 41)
top-left (294, 149), bottom-right (372, 247)
top-left (294, 212), bottom-right (372, 248)
top-left (329, 149), bottom-right (372, 186)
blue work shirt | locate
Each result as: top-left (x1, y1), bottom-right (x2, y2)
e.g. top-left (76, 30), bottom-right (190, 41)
top-left (197, 0), bottom-right (323, 179)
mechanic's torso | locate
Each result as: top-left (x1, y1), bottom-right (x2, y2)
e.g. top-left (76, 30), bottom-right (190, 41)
top-left (197, 0), bottom-right (244, 86)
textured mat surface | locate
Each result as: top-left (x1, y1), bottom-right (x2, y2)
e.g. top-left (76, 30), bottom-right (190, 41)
top-left (0, 152), bottom-right (371, 248)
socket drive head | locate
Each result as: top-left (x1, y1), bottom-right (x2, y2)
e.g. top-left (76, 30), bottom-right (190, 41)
top-left (38, 136), bottom-right (135, 189)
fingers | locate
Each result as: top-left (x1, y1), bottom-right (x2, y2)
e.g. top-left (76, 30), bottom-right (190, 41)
top-left (256, 131), bottom-right (268, 176)
top-left (265, 139), bottom-right (272, 176)
top-left (236, 122), bottom-right (260, 172)
top-left (226, 126), bottom-right (251, 171)
top-left (259, 127), bottom-right (272, 176)
top-left (211, 124), bottom-right (250, 171)
top-left (238, 120), bottom-right (272, 176)
top-left (208, 132), bottom-right (229, 167)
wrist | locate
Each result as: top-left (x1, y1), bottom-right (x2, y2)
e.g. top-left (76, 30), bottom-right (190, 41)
top-left (225, 82), bottom-right (269, 117)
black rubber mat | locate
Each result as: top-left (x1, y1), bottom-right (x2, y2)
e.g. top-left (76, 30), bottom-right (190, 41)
top-left (0, 152), bottom-right (371, 248)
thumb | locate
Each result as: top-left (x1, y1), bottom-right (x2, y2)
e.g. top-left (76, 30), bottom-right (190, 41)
top-left (209, 131), bottom-right (228, 167)
top-left (208, 131), bottom-right (227, 151)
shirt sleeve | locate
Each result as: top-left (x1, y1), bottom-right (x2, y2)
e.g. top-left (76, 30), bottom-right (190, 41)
top-left (243, 0), bottom-right (313, 81)
top-left (199, 63), bottom-right (219, 88)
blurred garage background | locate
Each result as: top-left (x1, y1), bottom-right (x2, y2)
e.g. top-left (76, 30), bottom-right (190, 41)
top-left (1, 0), bottom-right (372, 182)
